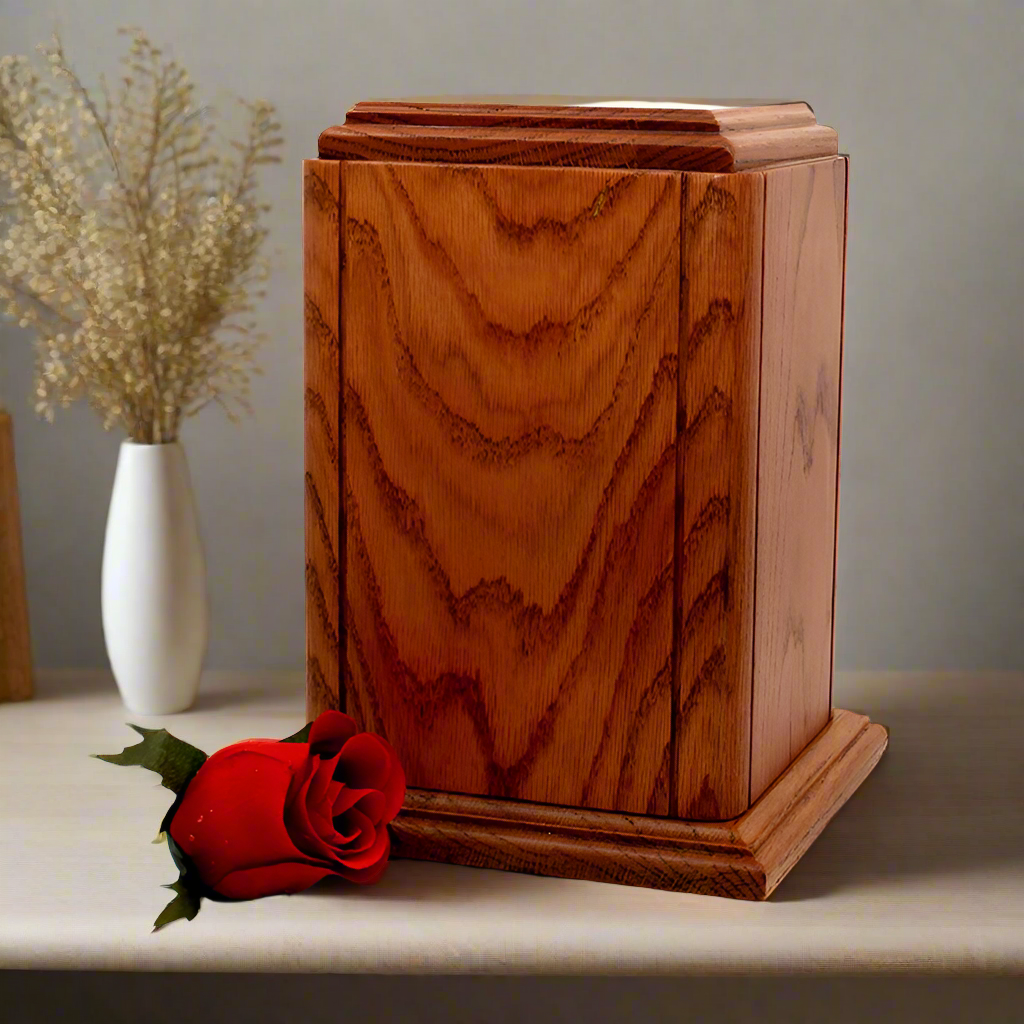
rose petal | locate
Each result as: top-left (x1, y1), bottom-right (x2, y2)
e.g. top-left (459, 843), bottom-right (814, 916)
top-left (292, 755), bottom-right (347, 849)
top-left (306, 776), bottom-right (347, 845)
top-left (328, 812), bottom-right (363, 844)
top-left (336, 821), bottom-right (390, 870)
top-left (169, 749), bottom-right (329, 890)
top-left (289, 778), bottom-right (391, 868)
top-left (308, 804), bottom-right (338, 844)
top-left (332, 806), bottom-right (377, 853)
top-left (213, 861), bottom-right (336, 900)
top-left (308, 711), bottom-right (360, 757)
top-left (331, 784), bottom-right (379, 818)
top-left (290, 785), bottom-right (380, 866)
top-left (306, 751), bottom-right (342, 812)
top-left (215, 738), bottom-right (312, 771)
top-left (353, 789), bottom-right (386, 824)
top-left (335, 733), bottom-right (393, 790)
top-left (285, 756), bottom-right (380, 864)
top-left (325, 780), bottom-right (343, 806)
top-left (333, 831), bottom-right (389, 888)
top-left (340, 733), bottom-right (406, 822)
top-left (334, 834), bottom-right (391, 885)
top-left (283, 764), bottom-right (335, 861)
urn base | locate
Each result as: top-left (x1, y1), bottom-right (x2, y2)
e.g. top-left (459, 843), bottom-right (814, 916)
top-left (390, 708), bottom-right (887, 900)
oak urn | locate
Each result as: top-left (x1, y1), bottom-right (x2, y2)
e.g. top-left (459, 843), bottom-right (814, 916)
top-left (303, 97), bottom-right (887, 899)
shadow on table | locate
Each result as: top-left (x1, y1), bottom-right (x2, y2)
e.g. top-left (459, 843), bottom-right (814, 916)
top-left (312, 857), bottom-right (578, 906)
top-left (190, 686), bottom-right (294, 713)
top-left (774, 671), bottom-right (1024, 900)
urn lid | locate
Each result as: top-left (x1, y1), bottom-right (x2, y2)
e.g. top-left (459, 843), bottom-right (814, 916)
top-left (319, 96), bottom-right (836, 172)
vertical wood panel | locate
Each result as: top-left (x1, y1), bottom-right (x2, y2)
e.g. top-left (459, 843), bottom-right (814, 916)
top-left (303, 160), bottom-right (343, 721)
top-left (750, 157), bottom-right (847, 801)
top-left (341, 161), bottom-right (679, 814)
top-left (674, 172), bottom-right (764, 820)
top-left (0, 411), bottom-right (32, 702)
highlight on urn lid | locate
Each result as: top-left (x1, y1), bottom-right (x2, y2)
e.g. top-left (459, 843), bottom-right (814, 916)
top-left (349, 94), bottom-right (806, 109)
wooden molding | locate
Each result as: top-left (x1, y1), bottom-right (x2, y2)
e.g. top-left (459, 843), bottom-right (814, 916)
top-left (321, 99), bottom-right (837, 173)
top-left (319, 123), bottom-right (838, 173)
top-left (0, 410), bottom-right (32, 702)
top-left (391, 707), bottom-right (888, 900)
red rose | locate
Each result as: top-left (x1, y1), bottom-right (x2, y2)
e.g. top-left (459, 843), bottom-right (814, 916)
top-left (167, 711), bottom-right (405, 900)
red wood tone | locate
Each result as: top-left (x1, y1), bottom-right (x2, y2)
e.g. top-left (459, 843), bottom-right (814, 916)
top-left (321, 123), bottom-right (731, 170)
top-left (673, 172), bottom-right (764, 820)
top-left (340, 161), bottom-right (680, 814)
top-left (302, 160), bottom-right (343, 721)
top-left (303, 107), bottom-right (881, 899)
top-left (391, 708), bottom-right (888, 900)
top-left (319, 124), bottom-right (837, 174)
top-left (750, 157), bottom-right (848, 801)
top-left (346, 97), bottom-right (817, 133)
top-left (0, 410), bottom-right (32, 703)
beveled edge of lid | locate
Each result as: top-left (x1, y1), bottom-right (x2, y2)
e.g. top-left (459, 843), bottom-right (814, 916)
top-left (345, 96), bottom-right (817, 134)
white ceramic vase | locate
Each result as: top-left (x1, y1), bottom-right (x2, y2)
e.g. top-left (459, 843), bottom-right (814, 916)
top-left (101, 441), bottom-right (209, 715)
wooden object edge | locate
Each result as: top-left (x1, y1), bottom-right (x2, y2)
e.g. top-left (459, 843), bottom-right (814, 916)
top-left (830, 154), bottom-right (851, 711)
top-left (318, 123), bottom-right (836, 172)
top-left (0, 411), bottom-right (32, 702)
top-left (303, 159), bottom-right (344, 721)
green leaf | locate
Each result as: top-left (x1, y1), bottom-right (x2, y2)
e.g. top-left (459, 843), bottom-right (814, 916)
top-left (92, 724), bottom-right (208, 794)
top-left (279, 721), bottom-right (313, 744)
top-left (152, 877), bottom-right (202, 932)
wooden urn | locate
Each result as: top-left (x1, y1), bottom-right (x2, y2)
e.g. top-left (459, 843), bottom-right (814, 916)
top-left (303, 97), bottom-right (887, 900)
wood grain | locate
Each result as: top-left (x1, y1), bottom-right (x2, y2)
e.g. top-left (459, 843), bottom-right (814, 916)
top-left (673, 173), bottom-right (764, 821)
top-left (303, 160), bottom-right (343, 722)
top-left (340, 161), bottom-right (680, 814)
top-left (750, 157), bottom-right (848, 802)
top-left (318, 123), bottom-right (838, 173)
top-left (728, 126), bottom-right (841, 171)
top-left (391, 707), bottom-right (888, 900)
top-left (0, 411), bottom-right (32, 702)
top-left (347, 98), bottom-right (818, 134)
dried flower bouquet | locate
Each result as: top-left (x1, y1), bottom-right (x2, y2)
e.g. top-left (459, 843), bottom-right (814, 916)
top-left (0, 28), bottom-right (282, 442)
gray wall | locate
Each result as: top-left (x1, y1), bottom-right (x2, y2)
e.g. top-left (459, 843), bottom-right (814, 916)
top-left (1, 0), bottom-right (1021, 671)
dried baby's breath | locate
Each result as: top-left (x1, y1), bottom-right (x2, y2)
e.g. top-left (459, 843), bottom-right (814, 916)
top-left (0, 28), bottom-right (282, 442)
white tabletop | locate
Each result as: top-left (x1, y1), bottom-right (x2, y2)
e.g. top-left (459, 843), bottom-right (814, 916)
top-left (1, 670), bottom-right (1021, 975)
